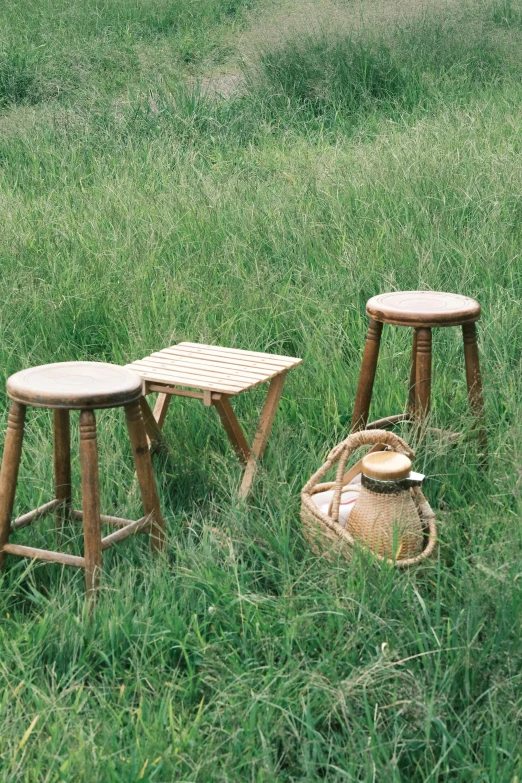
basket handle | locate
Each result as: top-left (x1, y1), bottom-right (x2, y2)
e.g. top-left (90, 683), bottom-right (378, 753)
top-left (326, 443), bottom-right (387, 517)
top-left (329, 430), bottom-right (415, 523)
top-left (341, 442), bottom-right (388, 487)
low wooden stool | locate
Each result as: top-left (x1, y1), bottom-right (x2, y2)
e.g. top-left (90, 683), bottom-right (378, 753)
top-left (350, 291), bottom-right (486, 446)
top-left (0, 362), bottom-right (165, 598)
top-left (126, 342), bottom-right (302, 499)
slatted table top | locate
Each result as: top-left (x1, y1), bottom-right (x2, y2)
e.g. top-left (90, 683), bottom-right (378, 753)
top-left (126, 342), bottom-right (302, 395)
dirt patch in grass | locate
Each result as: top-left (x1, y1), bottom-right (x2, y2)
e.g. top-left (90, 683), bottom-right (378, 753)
top-left (238, 0), bottom-right (477, 60)
top-left (187, 72), bottom-right (246, 99)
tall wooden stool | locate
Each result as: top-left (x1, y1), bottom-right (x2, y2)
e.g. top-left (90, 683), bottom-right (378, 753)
top-left (350, 291), bottom-right (486, 445)
top-left (0, 362), bottom-right (165, 598)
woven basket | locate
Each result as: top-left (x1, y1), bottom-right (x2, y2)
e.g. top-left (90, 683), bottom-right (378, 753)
top-left (300, 429), bottom-right (437, 567)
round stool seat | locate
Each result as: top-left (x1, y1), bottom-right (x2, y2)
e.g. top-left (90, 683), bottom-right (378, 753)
top-left (366, 291), bottom-right (480, 327)
top-left (7, 362), bottom-right (143, 409)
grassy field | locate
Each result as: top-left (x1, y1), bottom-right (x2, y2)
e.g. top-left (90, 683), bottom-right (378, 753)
top-left (1, 0), bottom-right (522, 779)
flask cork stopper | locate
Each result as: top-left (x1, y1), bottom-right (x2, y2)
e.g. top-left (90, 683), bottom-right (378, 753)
top-left (361, 451), bottom-right (412, 481)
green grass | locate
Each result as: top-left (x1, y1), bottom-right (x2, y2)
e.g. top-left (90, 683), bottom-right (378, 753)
top-left (492, 0), bottom-right (522, 26)
top-left (0, 0), bottom-right (522, 779)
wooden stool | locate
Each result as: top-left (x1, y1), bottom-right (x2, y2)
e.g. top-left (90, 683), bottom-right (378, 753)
top-left (350, 291), bottom-right (486, 445)
top-left (0, 362), bottom-right (165, 598)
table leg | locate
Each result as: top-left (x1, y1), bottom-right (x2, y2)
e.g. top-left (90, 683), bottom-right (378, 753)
top-left (213, 396), bottom-right (251, 464)
top-left (239, 372), bottom-right (288, 499)
top-left (153, 393), bottom-right (171, 428)
top-left (139, 395), bottom-right (172, 457)
top-left (125, 401), bottom-right (166, 554)
top-left (134, 370), bottom-right (289, 500)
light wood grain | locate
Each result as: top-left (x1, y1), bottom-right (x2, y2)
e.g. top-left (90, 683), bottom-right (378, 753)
top-left (367, 291), bottom-right (480, 327)
top-left (361, 451), bottom-right (412, 480)
top-left (239, 372), bottom-right (287, 499)
top-left (158, 347), bottom-right (294, 372)
top-left (152, 392), bottom-right (171, 428)
top-left (146, 385), bottom-right (209, 400)
top-left (415, 328), bottom-right (432, 419)
top-left (213, 397), bottom-right (251, 464)
top-left (178, 342), bottom-right (300, 366)
top-left (54, 408), bottom-right (71, 543)
top-left (125, 401), bottom-right (166, 553)
top-left (131, 361), bottom-right (250, 389)
top-left (139, 395), bottom-right (171, 456)
top-left (101, 514), bottom-right (150, 550)
top-left (7, 361), bottom-right (143, 409)
top-left (128, 363), bottom-right (242, 394)
top-left (71, 509), bottom-right (143, 528)
top-left (131, 342), bottom-right (301, 499)
top-left (140, 355), bottom-right (275, 382)
top-left (408, 329), bottom-right (418, 415)
top-left (0, 402), bottom-right (26, 568)
top-left (79, 410), bottom-right (102, 597)
top-left (12, 499), bottom-right (61, 530)
top-left (0, 363), bottom-right (168, 600)
top-left (366, 414), bottom-right (411, 430)
top-left (350, 319), bottom-right (383, 432)
top-left (351, 292), bottom-right (486, 439)
top-left (3, 543), bottom-right (85, 568)
top-left (462, 322), bottom-right (487, 452)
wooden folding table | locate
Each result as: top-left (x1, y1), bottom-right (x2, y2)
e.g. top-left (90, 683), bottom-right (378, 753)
top-left (126, 343), bottom-right (301, 498)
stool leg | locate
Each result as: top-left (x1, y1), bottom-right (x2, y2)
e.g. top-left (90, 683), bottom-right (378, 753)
top-left (415, 327), bottom-right (432, 421)
top-left (54, 409), bottom-right (72, 544)
top-left (124, 401), bottom-right (166, 554)
top-left (0, 402), bottom-right (26, 569)
top-left (350, 319), bottom-right (383, 432)
top-left (79, 410), bottom-right (102, 598)
top-left (462, 322), bottom-right (487, 451)
top-left (408, 329), bottom-right (418, 416)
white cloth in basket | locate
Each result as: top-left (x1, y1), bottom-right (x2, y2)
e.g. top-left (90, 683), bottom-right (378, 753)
top-left (311, 486), bottom-right (360, 528)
